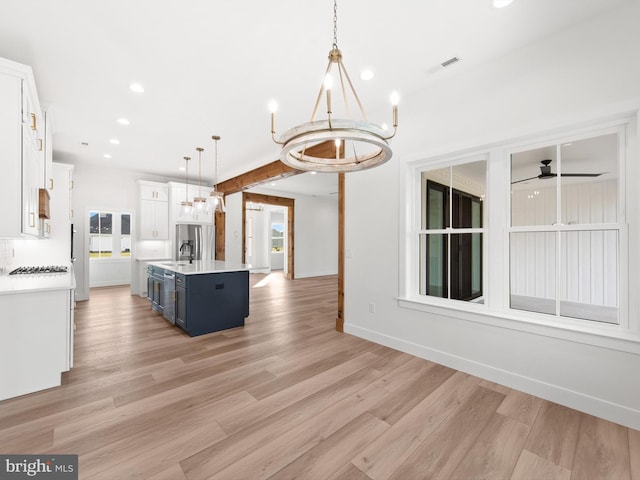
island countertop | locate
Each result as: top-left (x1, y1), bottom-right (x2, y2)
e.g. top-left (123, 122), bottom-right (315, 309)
top-left (147, 260), bottom-right (250, 275)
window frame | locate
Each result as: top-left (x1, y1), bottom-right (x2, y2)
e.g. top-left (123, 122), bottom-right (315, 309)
top-left (89, 211), bottom-right (113, 259)
top-left (406, 153), bottom-right (490, 311)
top-left (507, 126), bottom-right (626, 327)
top-left (89, 210), bottom-right (133, 261)
top-left (399, 114), bottom-right (639, 348)
top-left (420, 168), bottom-right (485, 302)
top-left (271, 222), bottom-right (285, 253)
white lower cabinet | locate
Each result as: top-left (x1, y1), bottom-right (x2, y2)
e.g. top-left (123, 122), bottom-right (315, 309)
top-left (0, 288), bottom-right (74, 401)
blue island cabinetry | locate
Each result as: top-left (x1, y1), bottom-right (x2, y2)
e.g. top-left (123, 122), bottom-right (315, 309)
top-left (148, 261), bottom-right (249, 337)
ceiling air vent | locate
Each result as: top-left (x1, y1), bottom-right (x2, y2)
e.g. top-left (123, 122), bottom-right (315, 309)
top-left (441, 56), bottom-right (460, 68)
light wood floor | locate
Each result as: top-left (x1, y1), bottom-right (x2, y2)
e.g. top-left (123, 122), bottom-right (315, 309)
top-left (1, 272), bottom-right (638, 479)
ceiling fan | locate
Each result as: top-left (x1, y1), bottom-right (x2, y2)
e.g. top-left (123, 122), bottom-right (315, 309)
top-left (511, 159), bottom-right (603, 184)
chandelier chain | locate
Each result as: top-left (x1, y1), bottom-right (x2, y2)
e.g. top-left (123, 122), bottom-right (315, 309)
top-left (213, 137), bottom-right (219, 187)
top-left (333, 0), bottom-right (338, 48)
top-left (197, 148), bottom-right (203, 197)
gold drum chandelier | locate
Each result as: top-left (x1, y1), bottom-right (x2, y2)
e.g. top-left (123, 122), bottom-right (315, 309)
top-left (270, 0), bottom-right (398, 172)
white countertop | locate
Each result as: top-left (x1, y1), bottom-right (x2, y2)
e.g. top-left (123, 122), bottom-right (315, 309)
top-left (147, 260), bottom-right (250, 275)
top-left (0, 265), bottom-right (76, 295)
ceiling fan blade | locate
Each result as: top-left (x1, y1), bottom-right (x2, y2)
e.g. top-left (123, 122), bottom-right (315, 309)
top-left (511, 176), bottom-right (539, 184)
top-left (538, 173), bottom-right (557, 179)
top-left (558, 173), bottom-right (602, 177)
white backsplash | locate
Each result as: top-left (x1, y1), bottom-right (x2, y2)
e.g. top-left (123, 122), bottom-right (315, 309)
top-left (0, 237), bottom-right (70, 273)
top-left (0, 240), bottom-right (12, 273)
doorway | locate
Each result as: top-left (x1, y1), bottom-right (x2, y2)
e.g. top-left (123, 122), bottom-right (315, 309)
top-left (242, 192), bottom-right (295, 279)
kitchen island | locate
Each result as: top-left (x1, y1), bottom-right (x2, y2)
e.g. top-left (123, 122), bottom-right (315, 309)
top-left (147, 260), bottom-right (249, 337)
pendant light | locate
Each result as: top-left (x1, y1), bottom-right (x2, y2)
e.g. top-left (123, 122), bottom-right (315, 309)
top-left (180, 156), bottom-right (193, 215)
top-left (209, 135), bottom-right (226, 213)
top-left (270, 0), bottom-right (398, 173)
top-left (193, 147), bottom-right (207, 211)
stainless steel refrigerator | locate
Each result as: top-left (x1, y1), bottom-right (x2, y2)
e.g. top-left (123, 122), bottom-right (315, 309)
top-left (175, 224), bottom-right (215, 262)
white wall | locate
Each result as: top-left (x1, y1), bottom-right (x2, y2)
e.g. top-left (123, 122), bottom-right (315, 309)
top-left (89, 259), bottom-right (131, 287)
top-left (344, 2), bottom-right (640, 429)
top-left (245, 207), bottom-right (270, 271)
top-left (225, 188), bottom-right (338, 278)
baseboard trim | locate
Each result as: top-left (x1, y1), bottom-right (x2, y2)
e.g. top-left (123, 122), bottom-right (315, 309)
top-left (344, 323), bottom-right (640, 430)
top-left (89, 280), bottom-right (131, 288)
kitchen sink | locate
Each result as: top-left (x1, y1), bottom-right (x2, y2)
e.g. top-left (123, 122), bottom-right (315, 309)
top-left (161, 262), bottom-right (192, 267)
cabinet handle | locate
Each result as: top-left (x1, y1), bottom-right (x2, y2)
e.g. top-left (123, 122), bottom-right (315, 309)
top-left (30, 212), bottom-right (35, 227)
top-left (70, 180), bottom-right (74, 190)
top-left (49, 178), bottom-right (54, 190)
top-left (30, 113), bottom-right (37, 130)
top-left (173, 291), bottom-right (177, 301)
top-left (47, 223), bottom-right (51, 234)
top-left (38, 138), bottom-right (43, 151)
top-left (70, 209), bottom-right (74, 218)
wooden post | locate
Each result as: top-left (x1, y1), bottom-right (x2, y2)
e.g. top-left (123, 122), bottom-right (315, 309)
top-left (336, 173), bottom-right (345, 332)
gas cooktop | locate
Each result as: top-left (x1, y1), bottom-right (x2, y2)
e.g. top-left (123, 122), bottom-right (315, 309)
top-left (9, 265), bottom-right (68, 275)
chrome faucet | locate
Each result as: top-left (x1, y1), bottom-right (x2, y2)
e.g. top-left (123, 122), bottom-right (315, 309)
top-left (179, 240), bottom-right (193, 262)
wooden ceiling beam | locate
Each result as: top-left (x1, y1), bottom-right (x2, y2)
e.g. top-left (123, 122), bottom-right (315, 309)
top-left (215, 141), bottom-right (339, 196)
top-left (215, 160), bottom-right (300, 196)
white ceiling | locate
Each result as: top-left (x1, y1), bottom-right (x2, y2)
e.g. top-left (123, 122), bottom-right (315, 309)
top-left (0, 0), bottom-right (632, 197)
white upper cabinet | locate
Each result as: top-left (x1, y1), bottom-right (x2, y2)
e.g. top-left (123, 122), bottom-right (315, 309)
top-left (139, 181), bottom-right (169, 240)
top-left (140, 183), bottom-right (169, 202)
top-left (0, 57), bottom-right (44, 238)
top-left (43, 109), bottom-right (54, 191)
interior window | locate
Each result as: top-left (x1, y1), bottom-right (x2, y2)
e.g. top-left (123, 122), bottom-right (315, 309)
top-left (509, 132), bottom-right (620, 323)
top-left (419, 160), bottom-right (486, 302)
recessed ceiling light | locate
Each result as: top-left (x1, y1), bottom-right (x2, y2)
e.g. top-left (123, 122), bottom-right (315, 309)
top-left (104, 154), bottom-right (112, 159)
top-left (360, 69), bottom-right (374, 81)
top-left (310, 171), bottom-right (317, 175)
top-left (129, 83), bottom-right (144, 93)
top-left (117, 118), bottom-right (130, 126)
top-left (179, 167), bottom-right (185, 171)
top-left (109, 138), bottom-right (120, 145)
top-left (271, 182), bottom-right (277, 186)
top-left (492, 0), bottom-right (514, 8)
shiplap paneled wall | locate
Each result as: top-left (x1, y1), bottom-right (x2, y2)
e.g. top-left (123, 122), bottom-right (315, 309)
top-left (510, 179), bottom-right (618, 307)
